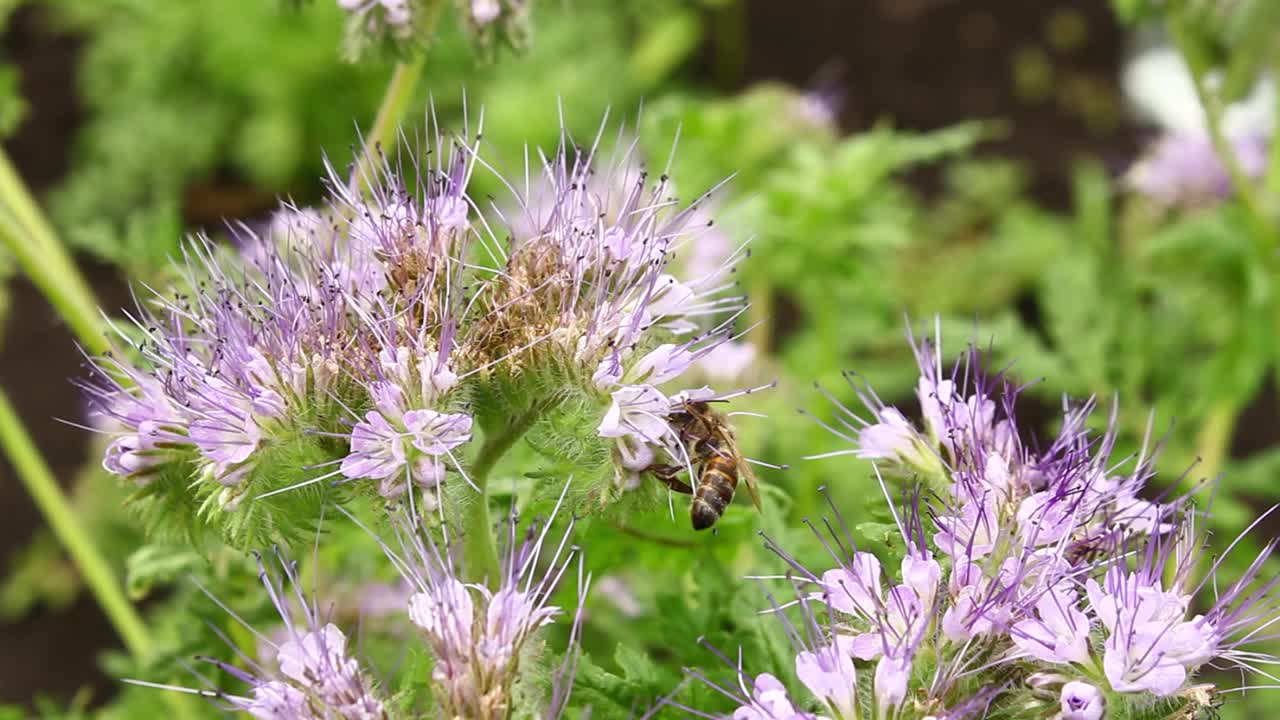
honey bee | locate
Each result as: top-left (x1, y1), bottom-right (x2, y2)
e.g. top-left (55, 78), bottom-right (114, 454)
top-left (646, 400), bottom-right (762, 530)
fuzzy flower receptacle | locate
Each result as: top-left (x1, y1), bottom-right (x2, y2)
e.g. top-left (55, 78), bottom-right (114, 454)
top-left (688, 326), bottom-right (1280, 720)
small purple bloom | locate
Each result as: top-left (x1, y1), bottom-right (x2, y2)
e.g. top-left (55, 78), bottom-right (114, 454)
top-left (794, 641), bottom-right (857, 715)
top-left (730, 673), bottom-right (818, 720)
top-left (1059, 681), bottom-right (1104, 720)
top-left (1010, 589), bottom-right (1092, 665)
top-left (389, 483), bottom-right (587, 718)
top-left (131, 551), bottom-right (386, 719)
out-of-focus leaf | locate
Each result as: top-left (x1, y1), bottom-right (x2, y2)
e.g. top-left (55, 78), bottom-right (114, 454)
top-left (0, 531), bottom-right (79, 618)
top-left (1111, 0), bottom-right (1155, 24)
top-left (125, 544), bottom-right (204, 599)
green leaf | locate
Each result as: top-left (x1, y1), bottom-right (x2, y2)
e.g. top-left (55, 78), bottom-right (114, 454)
top-left (124, 543), bottom-right (204, 599)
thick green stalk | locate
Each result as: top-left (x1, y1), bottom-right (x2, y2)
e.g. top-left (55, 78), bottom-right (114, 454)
top-left (352, 55), bottom-right (428, 197)
top-left (463, 403), bottom-right (550, 587)
top-left (0, 387), bottom-right (152, 659)
top-left (0, 207), bottom-right (108, 355)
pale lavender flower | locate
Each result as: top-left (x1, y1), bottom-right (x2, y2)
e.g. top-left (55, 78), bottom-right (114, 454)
top-left (597, 384), bottom-right (673, 472)
top-left (128, 551), bottom-right (386, 719)
top-left (795, 642), bottom-right (857, 717)
top-left (368, 482), bottom-right (588, 719)
top-left (854, 407), bottom-right (920, 462)
top-left (1010, 589), bottom-right (1092, 665)
top-left (93, 375), bottom-right (188, 481)
top-left (471, 0), bottom-right (501, 25)
top-left (339, 380), bottom-right (473, 501)
top-left (1127, 131), bottom-right (1269, 207)
top-left (731, 673), bottom-right (819, 720)
top-left (1059, 681), bottom-right (1104, 720)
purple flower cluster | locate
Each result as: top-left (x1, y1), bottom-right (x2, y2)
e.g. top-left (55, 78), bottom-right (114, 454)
top-left (84, 117), bottom-right (750, 521)
top-left (361, 483), bottom-right (589, 719)
top-left (697, 328), bottom-right (1280, 719)
top-left (84, 128), bottom-right (480, 513)
top-left (130, 551), bottom-right (387, 719)
top-left (136, 483), bottom-right (588, 719)
top-left (466, 128), bottom-right (758, 493)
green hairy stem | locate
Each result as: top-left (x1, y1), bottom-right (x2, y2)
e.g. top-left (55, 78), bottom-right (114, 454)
top-left (463, 400), bottom-right (556, 587)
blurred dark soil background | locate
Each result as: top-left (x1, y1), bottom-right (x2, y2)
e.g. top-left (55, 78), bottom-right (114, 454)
top-left (0, 0), bottom-right (1156, 708)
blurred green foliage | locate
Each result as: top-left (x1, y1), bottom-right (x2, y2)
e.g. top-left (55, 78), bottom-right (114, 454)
top-left (41, 0), bottom-right (707, 275)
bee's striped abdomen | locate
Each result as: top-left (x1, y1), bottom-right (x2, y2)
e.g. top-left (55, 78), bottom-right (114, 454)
top-left (690, 456), bottom-right (738, 531)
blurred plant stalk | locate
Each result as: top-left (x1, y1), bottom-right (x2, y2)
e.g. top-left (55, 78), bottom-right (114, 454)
top-left (0, 148), bottom-right (107, 355)
top-left (351, 5), bottom-right (443, 198)
top-left (0, 388), bottom-right (153, 660)
top-left (0, 148), bottom-right (153, 659)
top-left (352, 56), bottom-right (427, 196)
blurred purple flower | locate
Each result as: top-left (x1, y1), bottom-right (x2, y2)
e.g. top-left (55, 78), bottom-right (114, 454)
top-left (1127, 132), bottom-right (1269, 207)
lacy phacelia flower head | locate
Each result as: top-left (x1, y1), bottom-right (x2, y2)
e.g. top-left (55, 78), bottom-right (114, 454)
top-left (684, 325), bottom-right (1280, 718)
top-left (130, 551), bottom-right (386, 719)
top-left (82, 112), bottom-right (763, 544)
top-left (375, 483), bottom-right (588, 720)
top-left (468, 127), bottom-right (745, 375)
top-left (82, 121), bottom-right (484, 545)
top-left (460, 123), bottom-right (764, 514)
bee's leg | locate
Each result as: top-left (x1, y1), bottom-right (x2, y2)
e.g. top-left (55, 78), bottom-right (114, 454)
top-left (651, 464), bottom-right (694, 495)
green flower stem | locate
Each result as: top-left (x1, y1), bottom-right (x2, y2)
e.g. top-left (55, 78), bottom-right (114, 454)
top-left (0, 387), bottom-right (152, 660)
top-left (747, 278), bottom-right (772, 354)
top-left (0, 146), bottom-right (107, 355)
top-left (352, 57), bottom-right (427, 196)
top-left (1168, 12), bottom-right (1278, 255)
top-left (0, 206), bottom-right (108, 356)
top-left (463, 402), bottom-right (551, 587)
top-left (1195, 401), bottom-right (1237, 485)
top-left (0, 148), bottom-right (62, 254)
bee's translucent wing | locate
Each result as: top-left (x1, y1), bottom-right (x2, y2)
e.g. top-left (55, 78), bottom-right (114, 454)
top-left (741, 459), bottom-right (763, 512)
top-left (720, 426), bottom-right (763, 512)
